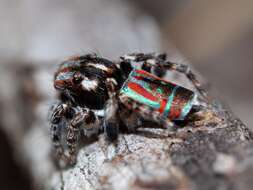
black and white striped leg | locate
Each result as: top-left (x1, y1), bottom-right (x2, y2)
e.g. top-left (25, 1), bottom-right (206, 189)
top-left (121, 52), bottom-right (166, 62)
top-left (65, 115), bottom-right (81, 165)
top-left (104, 78), bottom-right (120, 141)
top-left (162, 62), bottom-right (208, 100)
top-left (49, 103), bottom-right (71, 164)
top-left (50, 103), bottom-right (69, 124)
top-left (66, 108), bottom-right (101, 165)
top-left (120, 52), bottom-right (167, 77)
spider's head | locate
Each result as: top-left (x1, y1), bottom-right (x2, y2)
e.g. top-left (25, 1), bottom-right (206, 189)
top-left (54, 54), bottom-right (119, 109)
top-left (54, 58), bottom-right (83, 92)
top-left (54, 54), bottom-right (112, 92)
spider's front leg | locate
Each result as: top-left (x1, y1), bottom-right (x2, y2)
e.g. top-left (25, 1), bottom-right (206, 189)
top-left (49, 102), bottom-right (73, 164)
top-left (103, 78), bottom-right (121, 141)
top-left (66, 107), bottom-right (101, 165)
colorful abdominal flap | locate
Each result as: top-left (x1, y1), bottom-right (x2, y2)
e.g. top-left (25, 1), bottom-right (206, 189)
top-left (120, 69), bottom-right (197, 120)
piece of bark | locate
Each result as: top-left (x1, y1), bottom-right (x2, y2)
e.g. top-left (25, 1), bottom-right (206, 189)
top-left (1, 1), bottom-right (253, 190)
top-left (46, 104), bottom-right (252, 190)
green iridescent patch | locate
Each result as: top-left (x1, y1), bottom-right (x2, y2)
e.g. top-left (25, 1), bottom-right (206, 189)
top-left (121, 86), bottom-right (160, 109)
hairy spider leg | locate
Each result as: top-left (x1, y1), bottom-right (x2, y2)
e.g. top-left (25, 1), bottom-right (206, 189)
top-left (50, 102), bottom-right (101, 166)
top-left (66, 107), bottom-right (101, 165)
top-left (119, 95), bottom-right (175, 130)
top-left (50, 103), bottom-right (74, 165)
top-left (103, 78), bottom-right (121, 141)
top-left (120, 52), bottom-right (167, 77)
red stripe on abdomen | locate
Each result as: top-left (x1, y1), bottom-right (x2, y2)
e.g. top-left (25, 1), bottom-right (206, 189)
top-left (158, 99), bottom-right (167, 114)
top-left (127, 82), bottom-right (158, 102)
top-left (168, 96), bottom-right (182, 120)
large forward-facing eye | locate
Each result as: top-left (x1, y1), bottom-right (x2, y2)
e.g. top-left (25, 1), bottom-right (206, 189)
top-left (73, 71), bottom-right (83, 84)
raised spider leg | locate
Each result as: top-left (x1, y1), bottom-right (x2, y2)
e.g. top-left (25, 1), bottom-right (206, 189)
top-left (162, 62), bottom-right (208, 100)
top-left (103, 78), bottom-right (121, 141)
top-left (66, 107), bottom-right (101, 165)
top-left (120, 52), bottom-right (167, 77)
top-left (121, 52), bottom-right (166, 62)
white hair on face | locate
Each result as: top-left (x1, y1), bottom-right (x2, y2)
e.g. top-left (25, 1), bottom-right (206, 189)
top-left (86, 63), bottom-right (109, 72)
top-left (81, 77), bottom-right (98, 91)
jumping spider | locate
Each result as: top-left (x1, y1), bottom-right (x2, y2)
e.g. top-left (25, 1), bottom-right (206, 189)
top-left (50, 53), bottom-right (213, 166)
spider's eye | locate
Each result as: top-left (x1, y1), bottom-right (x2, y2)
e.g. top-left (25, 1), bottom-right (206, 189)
top-left (73, 72), bottom-right (83, 84)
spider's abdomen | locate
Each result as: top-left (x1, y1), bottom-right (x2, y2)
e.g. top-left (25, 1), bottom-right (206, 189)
top-left (120, 69), bottom-right (197, 120)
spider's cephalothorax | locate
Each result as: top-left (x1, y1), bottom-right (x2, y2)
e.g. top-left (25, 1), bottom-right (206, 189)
top-left (50, 53), bottom-right (212, 166)
top-left (54, 54), bottom-right (128, 109)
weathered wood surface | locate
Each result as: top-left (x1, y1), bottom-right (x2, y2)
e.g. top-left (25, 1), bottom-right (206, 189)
top-left (0, 0), bottom-right (253, 190)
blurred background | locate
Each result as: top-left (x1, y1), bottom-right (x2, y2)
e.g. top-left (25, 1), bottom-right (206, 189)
top-left (0, 0), bottom-right (253, 189)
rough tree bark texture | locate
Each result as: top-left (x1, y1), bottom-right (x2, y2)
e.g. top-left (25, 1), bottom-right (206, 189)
top-left (0, 0), bottom-right (253, 190)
